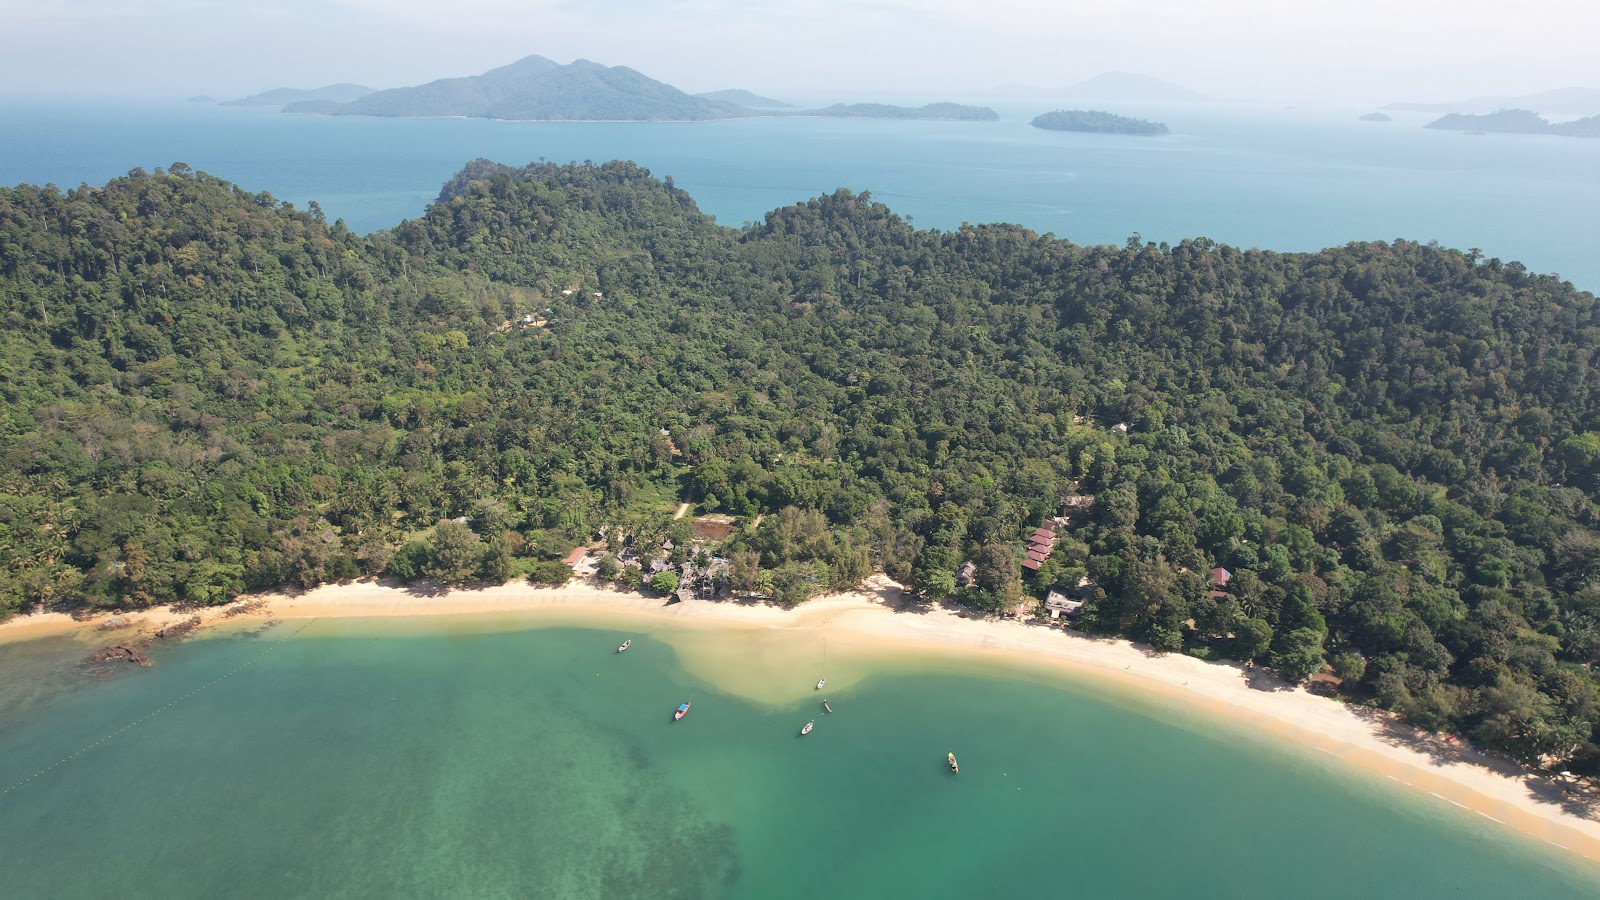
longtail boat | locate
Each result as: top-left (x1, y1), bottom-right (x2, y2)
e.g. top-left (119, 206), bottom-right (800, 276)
top-left (617, 639), bottom-right (631, 653)
top-left (801, 720), bottom-right (814, 736)
top-left (674, 701), bottom-right (691, 721)
top-left (947, 752), bottom-right (959, 774)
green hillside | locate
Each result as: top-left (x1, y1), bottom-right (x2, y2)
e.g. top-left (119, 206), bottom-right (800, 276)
top-left (5, 160), bottom-right (1600, 767)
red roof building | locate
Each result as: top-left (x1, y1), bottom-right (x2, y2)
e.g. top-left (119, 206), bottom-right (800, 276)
top-left (1210, 567), bottom-right (1233, 586)
top-left (1022, 557), bottom-right (1043, 572)
top-left (563, 547), bottom-right (588, 568)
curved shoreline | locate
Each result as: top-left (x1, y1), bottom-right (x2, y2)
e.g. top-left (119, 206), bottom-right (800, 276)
top-left (6, 576), bottom-right (1600, 864)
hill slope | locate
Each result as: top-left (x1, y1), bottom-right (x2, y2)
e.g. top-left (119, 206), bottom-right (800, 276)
top-left (697, 89), bottom-right (793, 108)
top-left (224, 83), bottom-right (375, 107)
top-left (4, 161), bottom-right (1600, 768)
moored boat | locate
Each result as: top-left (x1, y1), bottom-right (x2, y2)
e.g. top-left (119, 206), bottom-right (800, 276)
top-left (674, 701), bottom-right (691, 720)
top-left (801, 720), bottom-right (814, 735)
top-left (617, 639), bottom-right (631, 653)
top-left (948, 752), bottom-right (959, 774)
top-left (822, 699), bottom-right (832, 713)
top-left (816, 678), bottom-right (826, 690)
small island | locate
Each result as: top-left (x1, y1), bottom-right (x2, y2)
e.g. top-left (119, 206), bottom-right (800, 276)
top-left (1426, 108), bottom-right (1600, 138)
top-left (187, 95), bottom-right (216, 104)
top-left (1359, 112), bottom-right (1392, 122)
top-left (787, 102), bottom-right (999, 121)
top-left (1030, 109), bottom-right (1168, 135)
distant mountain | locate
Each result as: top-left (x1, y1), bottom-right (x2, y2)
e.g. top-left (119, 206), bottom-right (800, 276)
top-left (697, 89), bottom-right (793, 108)
top-left (224, 83), bottom-right (375, 108)
top-left (1359, 112), bottom-right (1392, 122)
top-left (1424, 108), bottom-right (1600, 138)
top-left (1388, 87), bottom-right (1600, 116)
top-left (188, 95), bottom-right (216, 104)
top-left (1556, 115), bottom-right (1600, 137)
top-left (287, 56), bottom-right (741, 121)
top-left (1031, 109), bottom-right (1168, 135)
top-left (786, 102), bottom-right (998, 121)
top-left (1056, 72), bottom-right (1205, 102)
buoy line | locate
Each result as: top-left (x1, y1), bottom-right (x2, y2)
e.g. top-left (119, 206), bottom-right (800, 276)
top-left (1, 617), bottom-right (320, 797)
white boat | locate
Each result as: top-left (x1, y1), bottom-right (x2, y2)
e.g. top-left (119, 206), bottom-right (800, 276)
top-left (815, 678), bottom-right (826, 690)
top-left (801, 720), bottom-right (814, 736)
top-left (617, 639), bottom-right (631, 653)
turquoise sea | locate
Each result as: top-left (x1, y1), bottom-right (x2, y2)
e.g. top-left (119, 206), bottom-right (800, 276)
top-left (2, 100), bottom-right (1598, 290)
top-left (2, 617), bottom-right (1597, 897)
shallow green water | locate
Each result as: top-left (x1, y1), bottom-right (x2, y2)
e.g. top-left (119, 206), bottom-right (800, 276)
top-left (2, 618), bottom-right (1596, 898)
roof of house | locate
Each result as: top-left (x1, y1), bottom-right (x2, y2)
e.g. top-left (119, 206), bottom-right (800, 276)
top-left (1022, 558), bottom-right (1044, 571)
top-left (1045, 591), bottom-right (1085, 611)
top-left (1209, 589), bottom-right (1229, 600)
top-left (1025, 548), bottom-right (1050, 562)
top-left (1210, 567), bottom-right (1233, 585)
top-left (1031, 526), bottom-right (1056, 540)
top-left (563, 547), bottom-right (588, 567)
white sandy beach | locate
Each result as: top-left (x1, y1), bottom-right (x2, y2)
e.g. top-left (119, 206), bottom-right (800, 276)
top-left (6, 575), bottom-right (1600, 863)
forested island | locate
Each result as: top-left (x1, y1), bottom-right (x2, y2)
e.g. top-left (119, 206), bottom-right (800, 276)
top-left (1359, 112), bottom-right (1392, 122)
top-left (1426, 109), bottom-right (1600, 137)
top-left (4, 161), bottom-right (1600, 770)
top-left (278, 55), bottom-right (992, 123)
top-left (1031, 109), bottom-right (1169, 135)
top-left (287, 56), bottom-right (743, 121)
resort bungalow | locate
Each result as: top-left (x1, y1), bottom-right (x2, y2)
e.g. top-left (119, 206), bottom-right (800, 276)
top-left (957, 560), bottom-right (977, 587)
top-left (563, 547), bottom-right (588, 569)
top-left (1023, 523), bottom-right (1056, 574)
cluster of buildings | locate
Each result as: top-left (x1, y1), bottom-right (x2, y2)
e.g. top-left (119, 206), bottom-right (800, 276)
top-left (1022, 524), bottom-right (1056, 574)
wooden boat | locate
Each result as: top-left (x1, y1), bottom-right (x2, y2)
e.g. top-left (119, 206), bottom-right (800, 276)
top-left (947, 752), bottom-right (959, 774)
top-left (674, 701), bottom-right (691, 721)
top-left (822, 700), bottom-right (832, 714)
top-left (617, 639), bottom-right (631, 653)
top-left (801, 720), bottom-right (814, 736)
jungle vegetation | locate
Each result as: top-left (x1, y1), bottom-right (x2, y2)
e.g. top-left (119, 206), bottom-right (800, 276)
top-left (4, 159), bottom-right (1600, 768)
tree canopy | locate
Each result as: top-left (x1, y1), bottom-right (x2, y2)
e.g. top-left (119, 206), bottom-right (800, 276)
top-left (4, 159), bottom-right (1600, 767)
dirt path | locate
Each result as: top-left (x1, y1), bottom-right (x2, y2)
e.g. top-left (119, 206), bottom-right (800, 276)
top-left (673, 502), bottom-right (690, 519)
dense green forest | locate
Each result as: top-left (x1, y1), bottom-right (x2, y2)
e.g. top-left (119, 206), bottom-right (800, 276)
top-left (5, 160), bottom-right (1600, 770)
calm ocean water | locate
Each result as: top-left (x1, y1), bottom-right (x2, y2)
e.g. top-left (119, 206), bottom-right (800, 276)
top-left (2, 100), bottom-right (1597, 291)
top-left (1, 619), bottom-right (1597, 898)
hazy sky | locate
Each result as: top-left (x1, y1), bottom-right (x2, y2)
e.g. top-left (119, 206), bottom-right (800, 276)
top-left (4, 0), bottom-right (1596, 103)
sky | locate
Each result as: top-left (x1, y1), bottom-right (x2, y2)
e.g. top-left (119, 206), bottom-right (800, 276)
top-left (3, 0), bottom-right (1596, 104)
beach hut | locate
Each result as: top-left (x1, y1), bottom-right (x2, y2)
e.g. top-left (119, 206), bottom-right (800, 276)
top-left (563, 547), bottom-right (588, 569)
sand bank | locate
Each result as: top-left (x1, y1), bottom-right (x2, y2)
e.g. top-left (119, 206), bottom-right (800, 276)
top-left (6, 576), bottom-right (1600, 862)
